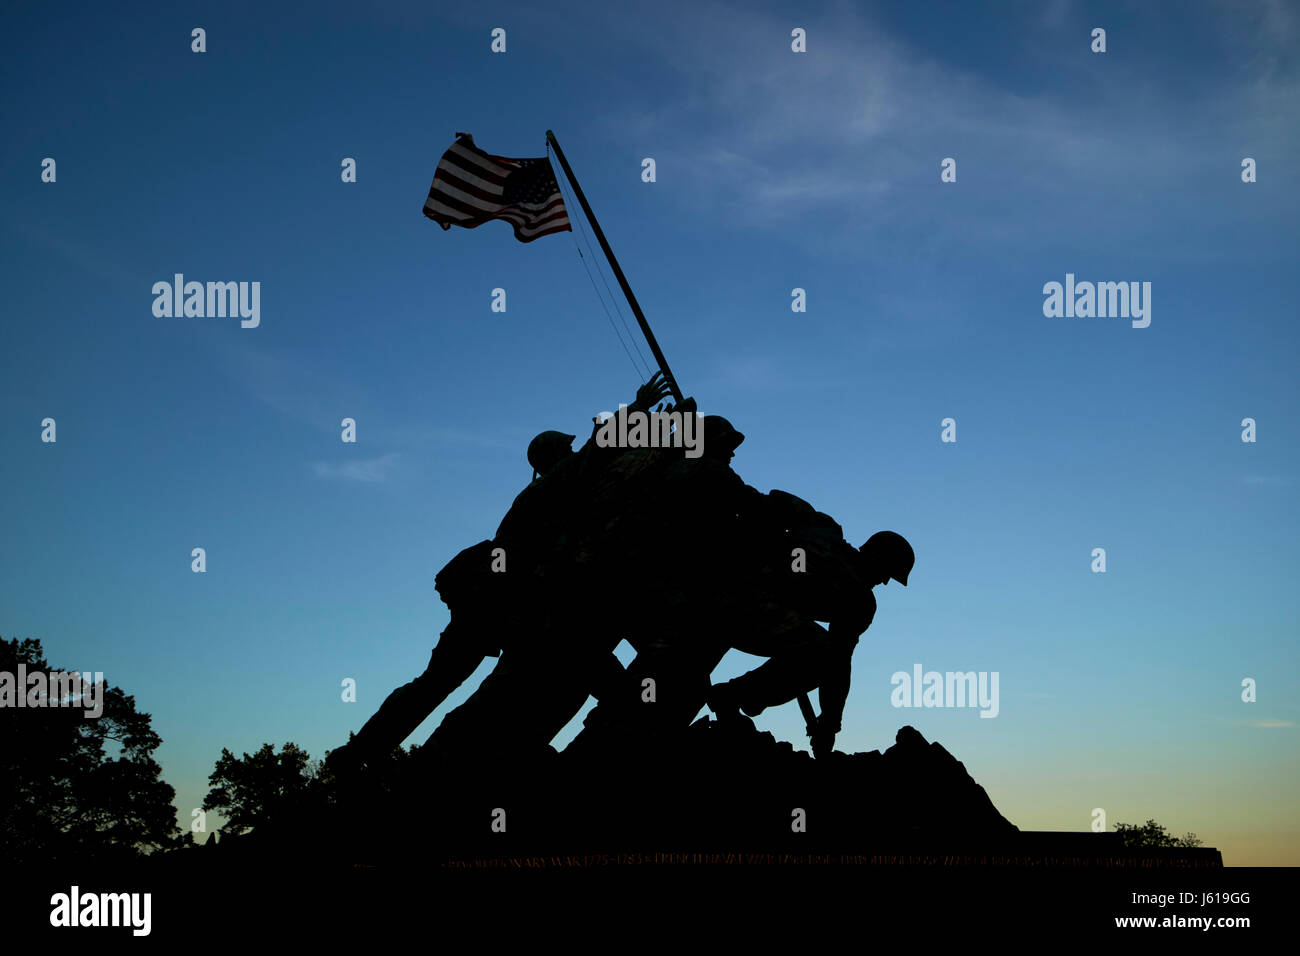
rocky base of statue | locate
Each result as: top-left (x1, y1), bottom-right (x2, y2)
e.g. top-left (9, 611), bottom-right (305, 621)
top-left (232, 724), bottom-right (1018, 865)
top-left (528, 722), bottom-right (1021, 855)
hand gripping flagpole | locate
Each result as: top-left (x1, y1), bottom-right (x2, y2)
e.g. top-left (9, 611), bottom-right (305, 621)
top-left (545, 129), bottom-right (685, 406)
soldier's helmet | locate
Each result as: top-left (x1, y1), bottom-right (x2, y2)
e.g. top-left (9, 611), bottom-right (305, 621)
top-left (527, 430), bottom-right (577, 476)
top-left (702, 416), bottom-right (745, 459)
top-left (860, 531), bottom-right (914, 586)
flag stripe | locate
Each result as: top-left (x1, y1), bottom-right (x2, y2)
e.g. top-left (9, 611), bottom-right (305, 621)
top-left (422, 196), bottom-right (569, 238)
top-left (423, 196), bottom-right (479, 223)
top-left (499, 204), bottom-right (568, 227)
top-left (516, 221), bottom-right (571, 242)
top-left (429, 175), bottom-right (566, 216)
top-left (436, 178), bottom-right (512, 213)
top-left (504, 217), bottom-right (569, 239)
top-left (424, 190), bottom-right (567, 225)
top-left (446, 142), bottom-right (512, 184)
top-left (495, 206), bottom-right (571, 234)
top-left (437, 157), bottom-right (506, 195)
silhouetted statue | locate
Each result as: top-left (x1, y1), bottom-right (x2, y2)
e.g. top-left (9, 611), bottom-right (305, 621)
top-left (333, 369), bottom-right (915, 770)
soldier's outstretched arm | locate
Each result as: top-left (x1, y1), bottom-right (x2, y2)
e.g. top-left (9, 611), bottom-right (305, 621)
top-left (330, 626), bottom-right (488, 768)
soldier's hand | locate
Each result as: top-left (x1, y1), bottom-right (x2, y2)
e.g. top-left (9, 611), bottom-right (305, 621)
top-left (636, 371), bottom-right (672, 409)
top-left (811, 732), bottom-right (834, 760)
top-left (809, 726), bottom-right (836, 760)
top-left (668, 396), bottom-right (697, 416)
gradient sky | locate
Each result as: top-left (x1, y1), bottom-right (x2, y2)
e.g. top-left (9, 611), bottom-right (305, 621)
top-left (2, 0), bottom-right (1297, 865)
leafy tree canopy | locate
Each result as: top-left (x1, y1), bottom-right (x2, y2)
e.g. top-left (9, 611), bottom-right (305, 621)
top-left (0, 636), bottom-right (181, 863)
top-left (202, 742), bottom-right (320, 835)
top-left (201, 735), bottom-right (419, 837)
top-left (1115, 818), bottom-right (1203, 848)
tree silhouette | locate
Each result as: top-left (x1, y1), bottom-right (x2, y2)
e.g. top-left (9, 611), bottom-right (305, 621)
top-left (0, 636), bottom-right (181, 863)
top-left (1115, 818), bottom-right (1203, 848)
top-left (202, 742), bottom-right (320, 835)
top-left (200, 736), bottom-right (420, 837)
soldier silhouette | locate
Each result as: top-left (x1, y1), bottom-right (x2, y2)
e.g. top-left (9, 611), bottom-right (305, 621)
top-left (328, 373), bottom-right (680, 769)
top-left (707, 529), bottom-right (915, 757)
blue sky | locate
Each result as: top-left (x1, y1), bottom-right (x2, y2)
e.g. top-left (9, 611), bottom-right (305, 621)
top-left (2, 0), bottom-right (1297, 864)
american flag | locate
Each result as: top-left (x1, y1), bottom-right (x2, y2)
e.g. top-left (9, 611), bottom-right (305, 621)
top-left (422, 132), bottom-right (572, 243)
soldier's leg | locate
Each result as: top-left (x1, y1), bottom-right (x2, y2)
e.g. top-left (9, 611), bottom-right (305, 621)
top-left (577, 636), bottom-right (729, 744)
top-left (656, 640), bottom-right (730, 726)
top-left (428, 635), bottom-right (611, 758)
top-left (520, 646), bottom-right (608, 749)
top-left (426, 650), bottom-right (520, 757)
top-left (709, 622), bottom-right (836, 718)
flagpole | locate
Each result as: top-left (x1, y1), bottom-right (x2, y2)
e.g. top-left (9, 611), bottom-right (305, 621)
top-left (545, 129), bottom-right (685, 405)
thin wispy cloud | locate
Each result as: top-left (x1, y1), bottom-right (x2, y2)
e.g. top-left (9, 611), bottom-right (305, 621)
top-left (1245, 719), bottom-right (1294, 728)
top-left (311, 453), bottom-right (400, 483)
top-left (213, 343), bottom-right (367, 433)
top-left (369, 422), bottom-right (518, 453)
top-left (607, 0), bottom-right (1299, 254)
top-left (211, 344), bottom-right (519, 455)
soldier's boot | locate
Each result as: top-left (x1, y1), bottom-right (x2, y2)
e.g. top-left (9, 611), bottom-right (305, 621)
top-left (704, 681), bottom-right (755, 730)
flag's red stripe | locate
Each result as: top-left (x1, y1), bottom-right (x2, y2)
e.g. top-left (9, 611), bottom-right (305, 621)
top-left (430, 182), bottom-right (566, 224)
top-left (497, 203), bottom-right (568, 228)
top-left (444, 142), bottom-right (511, 185)
top-left (433, 163), bottom-right (503, 201)
top-left (515, 221), bottom-right (571, 242)
top-left (426, 192), bottom-right (495, 221)
top-left (440, 150), bottom-right (509, 191)
top-left (503, 208), bottom-right (571, 235)
top-left (493, 198), bottom-right (567, 221)
top-left (432, 169), bottom-right (505, 208)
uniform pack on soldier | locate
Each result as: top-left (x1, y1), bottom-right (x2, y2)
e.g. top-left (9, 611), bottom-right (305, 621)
top-left (330, 371), bottom-right (914, 771)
